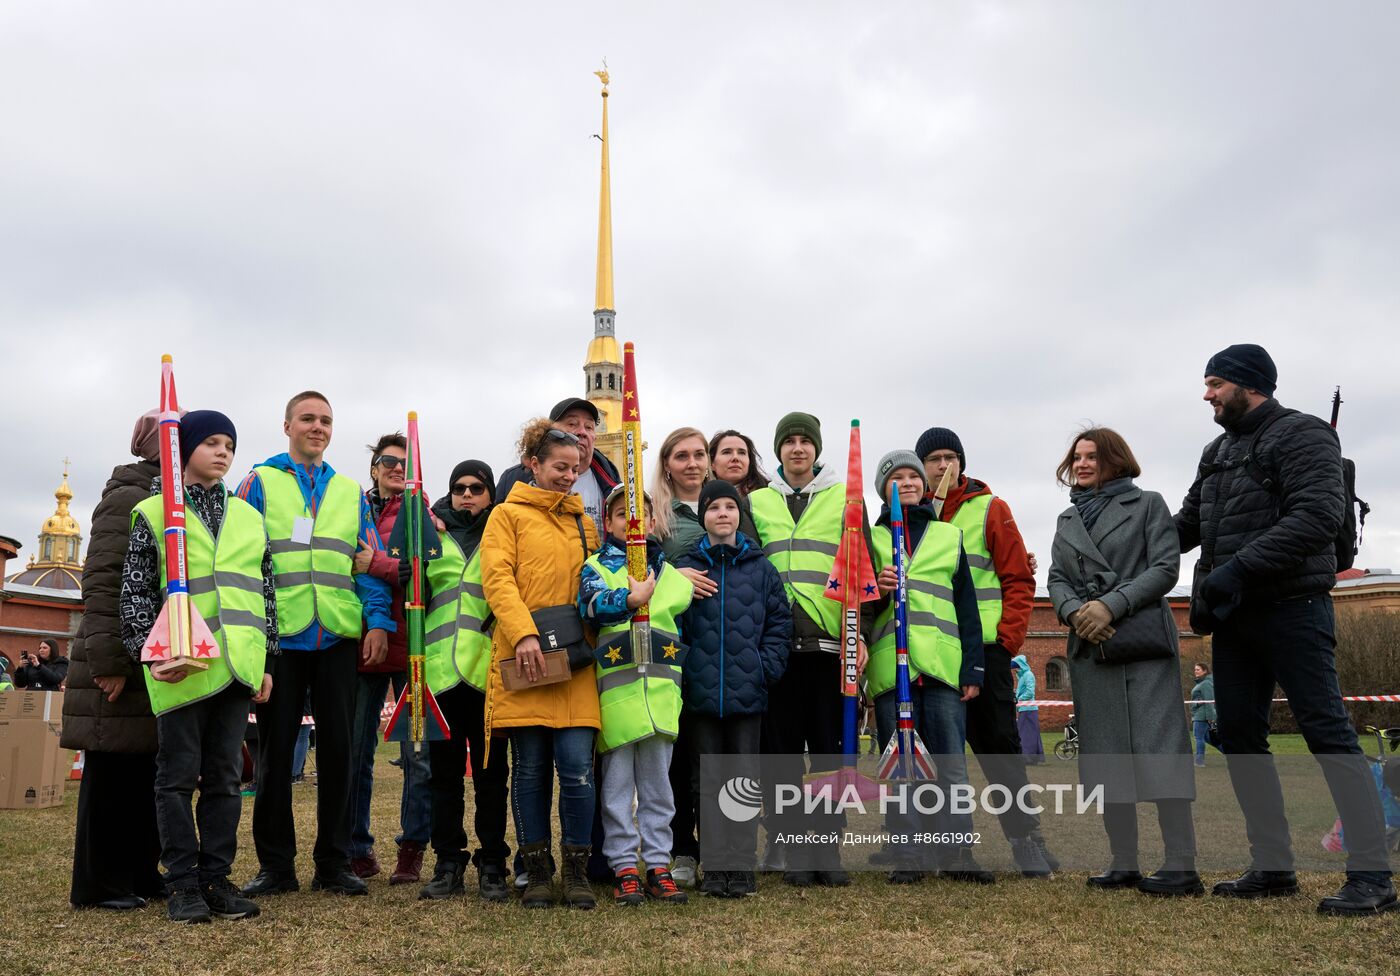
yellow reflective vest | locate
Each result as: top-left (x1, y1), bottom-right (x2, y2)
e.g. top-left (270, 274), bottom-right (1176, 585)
top-left (948, 493), bottom-right (1003, 645)
top-left (748, 483), bottom-right (845, 639)
top-left (867, 521), bottom-right (965, 698)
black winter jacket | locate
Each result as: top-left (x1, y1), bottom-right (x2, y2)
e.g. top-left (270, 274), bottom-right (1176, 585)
top-left (676, 533), bottom-right (792, 717)
top-left (1176, 397), bottom-right (1344, 602)
top-left (14, 656), bottom-right (69, 691)
top-left (61, 461), bottom-right (160, 753)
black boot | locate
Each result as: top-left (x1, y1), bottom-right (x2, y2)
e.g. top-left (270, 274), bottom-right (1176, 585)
top-left (1317, 877), bottom-right (1398, 917)
top-left (1087, 869), bottom-right (1143, 889)
top-left (1211, 869), bottom-right (1299, 899)
top-left (477, 861), bottom-right (509, 903)
top-left (1136, 870), bottom-right (1204, 897)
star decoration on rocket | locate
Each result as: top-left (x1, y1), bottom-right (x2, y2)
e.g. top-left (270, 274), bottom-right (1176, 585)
top-left (628, 408), bottom-right (638, 419)
top-left (662, 642), bottom-right (680, 659)
top-left (827, 578), bottom-right (840, 591)
top-left (146, 639), bottom-right (168, 658)
top-left (390, 547), bottom-right (401, 557)
top-left (628, 518), bottom-right (641, 533)
top-left (428, 548), bottom-right (438, 557)
top-left (605, 646), bottom-right (623, 664)
top-left (864, 584), bottom-right (877, 597)
top-left (193, 639), bottom-right (216, 658)
top-left (624, 390), bottom-right (634, 400)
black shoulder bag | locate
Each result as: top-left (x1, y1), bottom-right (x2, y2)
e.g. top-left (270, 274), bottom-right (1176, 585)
top-left (527, 515), bottom-right (595, 671)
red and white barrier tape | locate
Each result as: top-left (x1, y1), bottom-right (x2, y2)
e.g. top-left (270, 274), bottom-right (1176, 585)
top-left (1023, 694), bottom-right (1400, 707)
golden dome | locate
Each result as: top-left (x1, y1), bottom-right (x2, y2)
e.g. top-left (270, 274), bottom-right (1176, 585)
top-left (586, 334), bottom-right (621, 366)
top-left (21, 465), bottom-right (84, 571)
top-left (43, 471), bottom-right (81, 538)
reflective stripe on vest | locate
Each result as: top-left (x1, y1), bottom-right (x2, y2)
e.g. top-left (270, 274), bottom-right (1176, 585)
top-left (948, 493), bottom-right (1002, 644)
top-left (258, 467), bottom-right (363, 639)
top-left (589, 558), bottom-right (694, 753)
top-left (424, 537), bottom-right (493, 695)
top-left (748, 484), bottom-right (845, 639)
top-left (867, 521), bottom-right (965, 698)
top-left (133, 492), bottom-right (269, 715)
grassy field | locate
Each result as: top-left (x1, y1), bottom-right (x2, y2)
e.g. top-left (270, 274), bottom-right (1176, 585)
top-left (1, 735), bottom-right (1394, 976)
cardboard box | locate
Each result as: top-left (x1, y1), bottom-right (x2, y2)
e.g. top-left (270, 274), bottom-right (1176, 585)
top-left (0, 691), bottom-right (67, 809)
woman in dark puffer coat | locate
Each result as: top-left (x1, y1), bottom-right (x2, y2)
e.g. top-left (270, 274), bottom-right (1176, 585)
top-left (675, 480), bottom-right (791, 897)
top-left (62, 410), bottom-right (169, 910)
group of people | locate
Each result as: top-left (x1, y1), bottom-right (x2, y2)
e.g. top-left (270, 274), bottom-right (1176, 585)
top-left (53, 341), bottom-right (1394, 925)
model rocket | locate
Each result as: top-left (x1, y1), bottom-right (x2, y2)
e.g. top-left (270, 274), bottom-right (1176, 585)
top-left (384, 411), bottom-right (450, 751)
top-left (141, 355), bottom-right (219, 679)
top-left (621, 342), bottom-right (650, 670)
top-left (824, 420), bottom-right (879, 765)
top-left (877, 486), bottom-right (936, 781)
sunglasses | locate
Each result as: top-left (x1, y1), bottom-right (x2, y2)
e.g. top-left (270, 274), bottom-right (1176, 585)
top-left (545, 429), bottom-right (580, 445)
top-left (452, 481), bottom-right (487, 497)
top-left (374, 455), bottom-right (406, 469)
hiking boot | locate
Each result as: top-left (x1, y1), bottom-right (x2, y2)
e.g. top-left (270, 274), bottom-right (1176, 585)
top-left (670, 855), bottom-right (698, 888)
top-left (726, 871), bottom-right (757, 897)
top-left (943, 849), bottom-right (995, 885)
top-left (887, 869), bottom-right (924, 885)
top-left (1317, 877), bottom-right (1398, 917)
top-left (613, 867), bottom-right (644, 907)
top-left (1137, 870), bottom-right (1204, 897)
top-left (167, 887), bottom-right (211, 924)
top-left (349, 854), bottom-right (381, 880)
top-left (389, 841), bottom-right (425, 886)
top-left (1212, 869), bottom-right (1299, 899)
top-left (418, 862), bottom-right (465, 900)
top-left (1011, 836), bottom-right (1053, 878)
top-left (782, 870), bottom-right (817, 887)
top-left (1087, 869), bottom-right (1143, 889)
top-left (478, 861), bottom-right (509, 903)
top-left (202, 878), bottom-right (261, 919)
top-left (817, 869), bottom-right (850, 887)
top-left (519, 843), bottom-right (555, 910)
top-left (241, 870), bottom-right (299, 898)
top-left (310, 869), bottom-right (368, 896)
top-left (701, 870), bottom-right (729, 897)
top-left (560, 845), bottom-right (597, 910)
top-left (645, 867), bottom-right (688, 904)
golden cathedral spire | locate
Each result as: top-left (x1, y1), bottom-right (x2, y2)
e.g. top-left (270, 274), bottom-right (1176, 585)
top-left (585, 64), bottom-right (625, 470)
top-left (28, 462), bottom-right (83, 570)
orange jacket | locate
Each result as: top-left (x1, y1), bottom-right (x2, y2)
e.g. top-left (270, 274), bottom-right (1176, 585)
top-left (937, 477), bottom-right (1033, 653)
top-left (481, 483), bottom-right (601, 764)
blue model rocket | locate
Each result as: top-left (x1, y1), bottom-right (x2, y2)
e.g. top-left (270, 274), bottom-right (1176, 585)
top-left (877, 486), bottom-right (936, 781)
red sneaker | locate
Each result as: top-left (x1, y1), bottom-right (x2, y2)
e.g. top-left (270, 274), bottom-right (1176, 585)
top-left (350, 855), bottom-right (381, 880)
top-left (613, 867), bottom-right (644, 907)
top-left (644, 867), bottom-right (688, 904)
top-left (390, 842), bottom-right (425, 885)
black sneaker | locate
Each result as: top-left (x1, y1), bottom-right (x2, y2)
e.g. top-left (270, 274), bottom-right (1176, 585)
top-left (419, 862), bottom-right (466, 900)
top-left (700, 870), bottom-right (729, 897)
top-left (887, 869), bottom-right (924, 885)
top-left (816, 869), bottom-right (850, 887)
top-left (726, 871), bottom-right (757, 897)
top-left (1317, 877), bottom-right (1399, 917)
top-left (1011, 836), bottom-right (1053, 878)
top-left (943, 849), bottom-right (995, 885)
top-left (241, 870), bottom-right (299, 898)
top-left (1211, 869), bottom-right (1298, 899)
top-left (167, 887), bottom-right (211, 924)
top-left (310, 870), bottom-right (369, 896)
top-left (782, 870), bottom-right (816, 887)
top-left (203, 878), bottom-right (261, 919)
top-left (1031, 831), bottom-right (1061, 873)
top-left (478, 863), bottom-right (509, 903)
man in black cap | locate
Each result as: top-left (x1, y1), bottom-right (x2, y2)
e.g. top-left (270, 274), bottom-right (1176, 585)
top-left (1177, 343), bottom-right (1394, 916)
top-left (495, 397), bottom-right (620, 536)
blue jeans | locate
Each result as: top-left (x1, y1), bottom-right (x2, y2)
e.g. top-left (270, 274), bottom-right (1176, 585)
top-left (1192, 720), bottom-right (1212, 764)
top-left (874, 681), bottom-right (972, 864)
top-left (291, 724), bottom-right (311, 778)
top-left (350, 672), bottom-right (431, 856)
top-left (508, 726), bottom-right (596, 848)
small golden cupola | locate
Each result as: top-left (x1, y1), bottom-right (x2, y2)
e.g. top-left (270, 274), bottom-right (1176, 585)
top-left (6, 461), bottom-right (84, 590)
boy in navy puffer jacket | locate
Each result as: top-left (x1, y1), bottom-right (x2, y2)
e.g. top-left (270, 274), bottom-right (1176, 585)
top-left (676, 480), bottom-right (791, 898)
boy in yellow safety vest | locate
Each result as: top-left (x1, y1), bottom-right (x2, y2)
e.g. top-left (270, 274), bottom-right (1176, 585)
top-left (119, 411), bottom-right (277, 923)
top-left (579, 486), bottom-right (694, 906)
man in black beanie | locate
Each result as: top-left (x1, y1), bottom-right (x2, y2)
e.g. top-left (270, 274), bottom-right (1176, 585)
top-left (1177, 344), bottom-right (1394, 915)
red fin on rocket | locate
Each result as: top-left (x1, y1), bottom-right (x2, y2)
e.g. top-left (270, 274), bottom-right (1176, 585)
top-left (383, 680), bottom-right (451, 743)
top-left (142, 595), bottom-right (220, 662)
top-left (877, 729), bottom-right (937, 781)
top-left (825, 527), bottom-right (879, 604)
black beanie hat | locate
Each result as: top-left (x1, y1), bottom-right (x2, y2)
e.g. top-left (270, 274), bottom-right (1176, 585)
top-left (773, 411), bottom-right (822, 458)
top-left (914, 427), bottom-right (965, 473)
top-left (1204, 343), bottom-right (1277, 397)
top-left (178, 410), bottom-right (237, 468)
top-left (448, 460), bottom-right (496, 502)
top-left (697, 479), bottom-right (742, 527)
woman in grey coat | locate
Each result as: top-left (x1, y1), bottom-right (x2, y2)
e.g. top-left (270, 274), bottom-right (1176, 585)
top-left (1047, 427), bottom-right (1200, 897)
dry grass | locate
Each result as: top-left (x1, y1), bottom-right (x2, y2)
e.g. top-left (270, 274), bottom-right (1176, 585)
top-left (1, 737), bottom-right (1394, 976)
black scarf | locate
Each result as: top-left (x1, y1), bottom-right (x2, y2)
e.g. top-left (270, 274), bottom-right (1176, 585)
top-left (1069, 477), bottom-right (1135, 530)
top-left (432, 495), bottom-right (493, 556)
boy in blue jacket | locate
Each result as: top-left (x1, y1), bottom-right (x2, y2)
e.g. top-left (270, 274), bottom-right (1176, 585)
top-left (675, 480), bottom-right (792, 898)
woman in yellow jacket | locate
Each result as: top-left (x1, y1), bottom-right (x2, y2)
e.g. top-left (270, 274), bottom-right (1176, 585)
top-left (482, 419), bottom-right (601, 909)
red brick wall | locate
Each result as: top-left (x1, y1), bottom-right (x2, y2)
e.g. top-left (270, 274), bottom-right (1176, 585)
top-left (1021, 597), bottom-right (1205, 731)
top-left (0, 596), bottom-right (81, 673)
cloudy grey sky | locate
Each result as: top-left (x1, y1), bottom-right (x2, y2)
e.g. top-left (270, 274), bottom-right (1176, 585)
top-left (3, 2), bottom-right (1397, 584)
